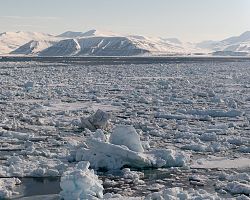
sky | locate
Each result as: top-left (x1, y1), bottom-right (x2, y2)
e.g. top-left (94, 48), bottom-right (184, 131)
top-left (0, 0), bottom-right (250, 42)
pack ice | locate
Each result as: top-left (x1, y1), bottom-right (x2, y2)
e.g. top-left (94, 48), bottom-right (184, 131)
top-left (0, 59), bottom-right (249, 199)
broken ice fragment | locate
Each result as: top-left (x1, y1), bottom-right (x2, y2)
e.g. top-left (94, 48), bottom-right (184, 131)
top-left (80, 109), bottom-right (111, 131)
top-left (24, 81), bottom-right (34, 92)
top-left (60, 161), bottom-right (103, 200)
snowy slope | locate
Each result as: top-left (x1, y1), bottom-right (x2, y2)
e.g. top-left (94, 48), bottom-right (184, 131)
top-left (80, 29), bottom-right (120, 37)
top-left (58, 29), bottom-right (120, 38)
top-left (196, 31), bottom-right (250, 55)
top-left (222, 31), bottom-right (250, 44)
top-left (39, 35), bottom-right (191, 57)
top-left (39, 39), bottom-right (81, 56)
top-left (11, 40), bottom-right (57, 55)
top-left (57, 31), bottom-right (87, 38)
top-left (0, 31), bottom-right (55, 54)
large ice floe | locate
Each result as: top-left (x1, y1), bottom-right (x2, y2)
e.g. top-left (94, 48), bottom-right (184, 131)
top-left (71, 124), bottom-right (188, 170)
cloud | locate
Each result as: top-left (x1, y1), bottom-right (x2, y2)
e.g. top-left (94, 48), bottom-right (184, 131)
top-left (0, 16), bottom-right (60, 20)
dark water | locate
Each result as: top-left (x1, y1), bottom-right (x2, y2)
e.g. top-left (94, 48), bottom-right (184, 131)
top-left (11, 169), bottom-right (171, 198)
top-left (9, 168), bottom-right (233, 199)
top-left (13, 177), bottom-right (61, 199)
top-left (1, 56), bottom-right (250, 66)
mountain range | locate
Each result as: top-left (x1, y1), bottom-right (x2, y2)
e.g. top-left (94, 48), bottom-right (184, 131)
top-left (0, 29), bottom-right (250, 56)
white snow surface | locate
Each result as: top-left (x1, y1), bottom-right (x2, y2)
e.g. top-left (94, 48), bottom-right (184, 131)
top-left (0, 31), bottom-right (56, 54)
top-left (196, 31), bottom-right (250, 55)
top-left (11, 40), bottom-right (57, 55)
top-left (192, 157), bottom-right (250, 169)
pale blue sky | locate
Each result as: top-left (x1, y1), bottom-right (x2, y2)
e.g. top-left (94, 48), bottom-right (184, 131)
top-left (0, 0), bottom-right (250, 42)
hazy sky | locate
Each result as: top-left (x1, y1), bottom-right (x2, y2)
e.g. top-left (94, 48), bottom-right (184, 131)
top-left (0, 0), bottom-right (250, 42)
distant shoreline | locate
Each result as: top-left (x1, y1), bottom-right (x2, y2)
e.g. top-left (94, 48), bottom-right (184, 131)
top-left (1, 56), bottom-right (250, 65)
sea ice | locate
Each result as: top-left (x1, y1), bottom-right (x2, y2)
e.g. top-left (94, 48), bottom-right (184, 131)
top-left (60, 161), bottom-right (103, 200)
top-left (0, 178), bottom-right (21, 199)
top-left (73, 138), bottom-right (152, 170)
top-left (23, 81), bottom-right (34, 92)
top-left (226, 181), bottom-right (250, 195)
top-left (110, 125), bottom-right (144, 152)
top-left (80, 109), bottom-right (111, 131)
top-left (144, 187), bottom-right (221, 200)
top-left (72, 125), bottom-right (188, 170)
top-left (179, 109), bottom-right (244, 118)
top-left (0, 155), bottom-right (67, 177)
top-left (1, 59), bottom-right (250, 199)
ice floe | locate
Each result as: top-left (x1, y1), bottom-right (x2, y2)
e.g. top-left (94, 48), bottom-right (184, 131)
top-left (0, 178), bottom-right (21, 199)
top-left (60, 161), bottom-right (103, 200)
top-left (144, 187), bottom-right (221, 200)
top-left (192, 156), bottom-right (250, 169)
top-left (0, 156), bottom-right (67, 177)
top-left (110, 125), bottom-right (144, 153)
top-left (80, 109), bottom-right (111, 131)
top-left (71, 125), bottom-right (188, 170)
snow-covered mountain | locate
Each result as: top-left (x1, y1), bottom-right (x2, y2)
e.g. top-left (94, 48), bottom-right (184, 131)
top-left (39, 34), bottom-right (191, 57)
top-left (0, 31), bottom-right (55, 54)
top-left (39, 39), bottom-right (81, 56)
top-left (58, 29), bottom-right (120, 38)
top-left (196, 31), bottom-right (250, 56)
top-left (57, 31), bottom-right (87, 38)
top-left (8, 29), bottom-right (192, 56)
top-left (39, 37), bottom-right (148, 56)
top-left (11, 40), bottom-right (57, 55)
top-left (1, 29), bottom-right (250, 56)
top-left (222, 31), bottom-right (250, 44)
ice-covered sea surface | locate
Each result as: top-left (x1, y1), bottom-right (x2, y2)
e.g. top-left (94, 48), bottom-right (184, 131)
top-left (0, 57), bottom-right (250, 199)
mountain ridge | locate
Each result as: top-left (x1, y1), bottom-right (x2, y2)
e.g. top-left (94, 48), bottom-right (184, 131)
top-left (1, 30), bottom-right (249, 56)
